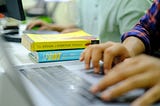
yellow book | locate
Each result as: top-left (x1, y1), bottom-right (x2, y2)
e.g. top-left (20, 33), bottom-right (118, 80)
top-left (21, 30), bottom-right (99, 51)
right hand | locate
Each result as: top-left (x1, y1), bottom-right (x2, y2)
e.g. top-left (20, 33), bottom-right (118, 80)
top-left (90, 54), bottom-right (160, 106)
top-left (26, 20), bottom-right (53, 31)
top-left (80, 41), bottom-right (131, 74)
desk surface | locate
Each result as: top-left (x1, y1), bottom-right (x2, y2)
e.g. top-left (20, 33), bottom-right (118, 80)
top-left (0, 40), bottom-right (102, 106)
top-left (1, 34), bottom-right (160, 106)
top-left (6, 42), bottom-right (34, 65)
top-left (0, 41), bottom-right (35, 106)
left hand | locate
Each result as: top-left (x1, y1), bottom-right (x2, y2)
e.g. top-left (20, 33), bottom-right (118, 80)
top-left (90, 54), bottom-right (160, 106)
top-left (80, 42), bottom-right (131, 74)
top-left (61, 28), bottom-right (81, 33)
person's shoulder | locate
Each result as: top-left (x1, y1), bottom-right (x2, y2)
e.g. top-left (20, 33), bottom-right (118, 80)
top-left (119, 0), bottom-right (152, 6)
top-left (118, 0), bottom-right (152, 10)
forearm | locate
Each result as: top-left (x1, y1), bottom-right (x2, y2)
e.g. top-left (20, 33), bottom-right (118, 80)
top-left (49, 24), bottom-right (79, 32)
top-left (122, 37), bottom-right (145, 57)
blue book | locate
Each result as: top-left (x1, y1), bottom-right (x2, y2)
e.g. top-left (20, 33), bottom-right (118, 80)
top-left (29, 49), bottom-right (84, 63)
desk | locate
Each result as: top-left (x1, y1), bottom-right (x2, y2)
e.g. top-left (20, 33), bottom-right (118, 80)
top-left (5, 42), bottom-right (34, 65)
top-left (0, 41), bottom-right (36, 106)
top-left (1, 37), bottom-right (160, 106)
top-left (0, 40), bottom-right (66, 106)
top-left (0, 41), bottom-right (102, 106)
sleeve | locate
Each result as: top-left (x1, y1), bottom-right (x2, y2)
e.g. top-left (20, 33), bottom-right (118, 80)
top-left (117, 0), bottom-right (152, 35)
top-left (121, 0), bottom-right (160, 53)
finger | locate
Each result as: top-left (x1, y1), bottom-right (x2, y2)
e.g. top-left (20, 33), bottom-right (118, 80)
top-left (26, 23), bottom-right (39, 30)
top-left (80, 47), bottom-right (92, 62)
top-left (91, 46), bottom-right (104, 73)
top-left (27, 20), bottom-right (44, 29)
top-left (82, 46), bottom-right (92, 69)
top-left (131, 84), bottom-right (160, 106)
top-left (79, 50), bottom-right (85, 61)
top-left (39, 26), bottom-right (47, 30)
top-left (100, 70), bottom-right (159, 101)
top-left (103, 48), bottom-right (114, 74)
top-left (90, 61), bottom-right (155, 95)
top-left (90, 60), bottom-right (134, 93)
top-left (26, 23), bottom-right (34, 30)
top-left (82, 44), bottom-right (106, 70)
top-left (94, 42), bottom-right (114, 74)
top-left (103, 44), bottom-right (129, 74)
top-left (90, 70), bottom-right (120, 93)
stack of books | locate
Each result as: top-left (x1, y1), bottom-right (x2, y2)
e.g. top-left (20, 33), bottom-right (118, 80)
top-left (21, 30), bottom-right (99, 63)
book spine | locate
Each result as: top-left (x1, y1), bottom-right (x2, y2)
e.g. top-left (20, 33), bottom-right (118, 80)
top-left (29, 49), bottom-right (84, 63)
top-left (31, 40), bottom-right (99, 51)
top-left (21, 35), bottom-right (33, 50)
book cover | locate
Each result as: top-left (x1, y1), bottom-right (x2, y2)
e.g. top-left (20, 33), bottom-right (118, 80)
top-left (22, 30), bottom-right (99, 51)
top-left (29, 49), bottom-right (84, 63)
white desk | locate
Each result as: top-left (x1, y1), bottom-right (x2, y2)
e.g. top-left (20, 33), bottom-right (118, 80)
top-left (0, 38), bottom-right (56, 106)
top-left (0, 41), bottom-right (101, 106)
top-left (1, 38), bottom-right (160, 106)
top-left (5, 42), bottom-right (34, 65)
top-left (0, 42), bottom-right (34, 106)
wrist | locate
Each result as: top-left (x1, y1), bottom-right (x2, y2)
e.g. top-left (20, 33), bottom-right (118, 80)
top-left (122, 37), bottom-right (145, 57)
top-left (49, 24), bottom-right (65, 32)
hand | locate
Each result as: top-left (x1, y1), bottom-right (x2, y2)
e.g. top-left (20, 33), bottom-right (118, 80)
top-left (80, 41), bottom-right (131, 74)
top-left (26, 20), bottom-right (53, 30)
top-left (90, 54), bottom-right (160, 106)
top-left (26, 20), bottom-right (79, 33)
top-left (61, 28), bottom-right (81, 33)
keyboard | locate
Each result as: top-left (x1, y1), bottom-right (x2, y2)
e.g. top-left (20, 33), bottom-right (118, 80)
top-left (20, 65), bottom-right (143, 106)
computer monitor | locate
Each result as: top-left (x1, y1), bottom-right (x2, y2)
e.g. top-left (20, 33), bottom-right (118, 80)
top-left (0, 0), bottom-right (25, 42)
top-left (0, 0), bottom-right (25, 21)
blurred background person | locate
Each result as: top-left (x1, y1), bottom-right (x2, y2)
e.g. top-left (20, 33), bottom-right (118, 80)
top-left (80, 0), bottom-right (160, 105)
top-left (26, 0), bottom-right (152, 43)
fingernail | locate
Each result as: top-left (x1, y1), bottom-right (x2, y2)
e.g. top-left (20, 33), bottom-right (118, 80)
top-left (79, 57), bottom-right (83, 61)
top-left (101, 92), bottom-right (111, 101)
top-left (131, 101), bottom-right (142, 106)
top-left (94, 67), bottom-right (99, 73)
top-left (90, 85), bottom-right (99, 94)
top-left (85, 64), bottom-right (90, 69)
top-left (104, 69), bottom-right (108, 74)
